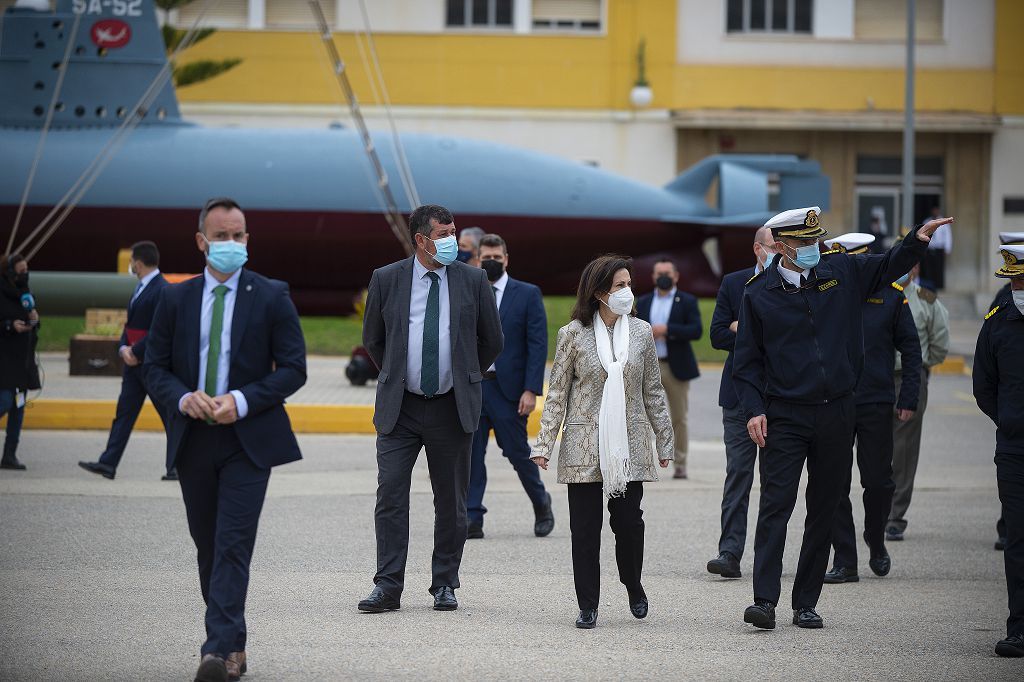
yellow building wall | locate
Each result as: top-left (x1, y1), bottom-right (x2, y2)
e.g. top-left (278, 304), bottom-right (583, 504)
top-left (176, 0), bottom-right (1021, 115)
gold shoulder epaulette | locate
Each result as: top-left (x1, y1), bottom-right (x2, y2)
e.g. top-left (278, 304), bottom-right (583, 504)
top-left (745, 271), bottom-right (762, 286)
top-left (891, 281), bottom-right (904, 292)
top-left (822, 248), bottom-right (840, 256)
top-left (985, 305), bottom-right (1000, 320)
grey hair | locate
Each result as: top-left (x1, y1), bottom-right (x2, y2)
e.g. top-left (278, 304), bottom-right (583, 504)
top-left (198, 197), bottom-right (242, 233)
top-left (459, 226), bottom-right (485, 247)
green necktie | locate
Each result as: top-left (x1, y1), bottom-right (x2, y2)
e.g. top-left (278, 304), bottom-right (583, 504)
top-left (205, 285), bottom-right (229, 396)
top-left (421, 272), bottom-right (440, 397)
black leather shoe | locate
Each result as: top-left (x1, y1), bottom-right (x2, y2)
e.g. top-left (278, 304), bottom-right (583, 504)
top-left (357, 586), bottom-right (400, 613)
top-left (864, 531), bottom-right (891, 577)
top-left (78, 461), bottom-right (114, 479)
top-left (995, 536), bottom-right (1007, 551)
top-left (162, 468), bottom-right (179, 481)
top-left (793, 607), bottom-right (824, 628)
top-left (886, 526), bottom-right (904, 542)
top-left (576, 608), bottom-right (598, 629)
top-left (823, 566), bottom-right (859, 584)
top-left (628, 586), bottom-right (648, 619)
top-left (743, 600), bottom-right (775, 629)
top-left (707, 551), bottom-right (742, 578)
top-left (467, 522), bottom-right (484, 539)
top-left (194, 654), bottom-right (228, 682)
top-left (534, 492), bottom-right (555, 537)
top-left (432, 585), bottom-right (458, 611)
top-left (995, 633), bottom-right (1024, 657)
top-left (0, 457), bottom-right (27, 471)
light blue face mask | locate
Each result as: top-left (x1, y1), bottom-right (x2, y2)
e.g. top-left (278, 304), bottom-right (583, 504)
top-left (786, 242), bottom-right (820, 270)
top-left (758, 245), bottom-right (775, 270)
top-left (896, 274), bottom-right (910, 286)
top-left (202, 234), bottom-right (249, 274)
top-left (429, 235), bottom-right (458, 266)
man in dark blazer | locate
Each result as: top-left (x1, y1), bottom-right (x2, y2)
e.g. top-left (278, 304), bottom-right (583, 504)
top-left (705, 227), bottom-right (777, 579)
top-left (359, 204), bottom-right (503, 614)
top-left (145, 198), bottom-right (306, 682)
top-left (636, 258), bottom-right (702, 479)
top-left (79, 241), bottom-right (172, 481)
top-left (466, 233), bottom-right (552, 540)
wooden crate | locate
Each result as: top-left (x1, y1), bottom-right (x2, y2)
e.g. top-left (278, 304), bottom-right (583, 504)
top-left (85, 308), bottom-right (127, 330)
top-left (69, 335), bottom-right (123, 377)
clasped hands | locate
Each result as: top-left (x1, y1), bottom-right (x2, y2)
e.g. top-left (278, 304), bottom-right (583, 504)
top-left (181, 390), bottom-right (238, 424)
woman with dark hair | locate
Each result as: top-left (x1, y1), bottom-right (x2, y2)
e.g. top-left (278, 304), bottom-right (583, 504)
top-left (531, 254), bottom-right (674, 628)
top-left (0, 253), bottom-right (41, 471)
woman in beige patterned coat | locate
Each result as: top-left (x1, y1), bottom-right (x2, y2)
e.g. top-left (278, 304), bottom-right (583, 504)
top-left (531, 255), bottom-right (674, 629)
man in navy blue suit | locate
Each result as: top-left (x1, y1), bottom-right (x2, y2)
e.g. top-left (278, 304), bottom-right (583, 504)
top-left (467, 234), bottom-right (553, 539)
top-left (636, 259), bottom-right (702, 479)
top-left (79, 241), bottom-right (172, 480)
top-left (145, 198), bottom-right (306, 682)
top-left (705, 227), bottom-right (776, 578)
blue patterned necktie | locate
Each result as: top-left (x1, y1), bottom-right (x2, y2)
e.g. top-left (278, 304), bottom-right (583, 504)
top-left (421, 272), bottom-right (440, 397)
top-left (129, 281), bottom-right (143, 310)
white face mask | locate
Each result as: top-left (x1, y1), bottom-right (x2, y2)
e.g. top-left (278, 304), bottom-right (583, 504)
top-left (1013, 289), bottom-right (1024, 315)
top-left (603, 287), bottom-right (634, 316)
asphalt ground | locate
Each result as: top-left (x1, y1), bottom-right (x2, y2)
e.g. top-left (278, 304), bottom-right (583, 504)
top-left (0, 369), bottom-right (1018, 680)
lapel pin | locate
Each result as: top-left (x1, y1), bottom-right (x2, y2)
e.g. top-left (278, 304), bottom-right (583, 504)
top-left (245, 285), bottom-right (252, 292)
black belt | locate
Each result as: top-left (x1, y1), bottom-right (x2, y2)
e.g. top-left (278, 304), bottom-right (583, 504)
top-left (482, 371), bottom-right (498, 381)
top-left (405, 389), bottom-right (453, 400)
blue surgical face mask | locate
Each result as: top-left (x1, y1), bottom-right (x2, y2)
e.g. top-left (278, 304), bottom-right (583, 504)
top-left (201, 234), bottom-right (248, 274)
top-left (757, 245), bottom-right (775, 270)
top-left (785, 242), bottom-right (820, 270)
top-left (429, 235), bottom-right (458, 266)
top-left (456, 249), bottom-right (473, 263)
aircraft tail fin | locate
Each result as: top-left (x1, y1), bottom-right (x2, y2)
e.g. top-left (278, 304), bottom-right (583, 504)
top-left (0, 0), bottom-right (182, 128)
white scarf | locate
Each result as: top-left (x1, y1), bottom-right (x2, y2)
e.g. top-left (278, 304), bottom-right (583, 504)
top-left (593, 312), bottom-right (631, 498)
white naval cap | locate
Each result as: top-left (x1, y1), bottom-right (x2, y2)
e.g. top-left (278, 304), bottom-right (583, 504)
top-left (763, 206), bottom-right (827, 239)
top-left (996, 243), bottom-right (1024, 278)
top-left (824, 232), bottom-right (875, 255)
top-left (999, 231), bottom-right (1024, 245)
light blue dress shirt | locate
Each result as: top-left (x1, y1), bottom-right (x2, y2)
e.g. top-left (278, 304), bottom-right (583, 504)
top-left (649, 287), bottom-right (675, 360)
top-left (178, 268), bottom-right (249, 419)
top-left (406, 257), bottom-right (453, 395)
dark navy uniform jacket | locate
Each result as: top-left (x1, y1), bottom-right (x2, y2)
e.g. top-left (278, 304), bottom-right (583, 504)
top-left (710, 266), bottom-right (756, 409)
top-left (732, 225), bottom-right (928, 419)
top-left (856, 282), bottom-right (921, 409)
top-left (973, 300), bottom-right (1024, 456)
top-left (988, 281), bottom-right (1012, 311)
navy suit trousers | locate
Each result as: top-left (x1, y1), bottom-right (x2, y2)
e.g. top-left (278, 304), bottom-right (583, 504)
top-left (99, 366), bottom-right (168, 471)
top-left (177, 423), bottom-right (270, 658)
top-left (468, 379), bottom-right (547, 526)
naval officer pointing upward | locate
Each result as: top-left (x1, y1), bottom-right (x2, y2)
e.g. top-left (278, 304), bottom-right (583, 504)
top-left (732, 206), bottom-right (952, 631)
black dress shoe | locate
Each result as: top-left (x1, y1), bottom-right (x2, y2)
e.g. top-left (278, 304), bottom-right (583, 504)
top-left (432, 585), bottom-right (458, 611)
top-left (162, 468), bottom-right (179, 481)
top-left (864, 531), bottom-right (891, 577)
top-left (886, 526), bottom-right (904, 542)
top-left (576, 608), bottom-right (598, 629)
top-left (78, 461), bottom-right (114, 479)
top-left (628, 586), bottom-right (648, 619)
top-left (707, 551), bottom-right (742, 578)
top-left (534, 492), bottom-right (555, 537)
top-left (793, 607), bottom-right (824, 629)
top-left (743, 600), bottom-right (775, 629)
top-left (467, 522), bottom-right (484, 539)
top-left (995, 536), bottom-right (1007, 551)
top-left (194, 654), bottom-right (228, 682)
top-left (357, 586), bottom-right (401, 613)
top-left (0, 457), bottom-right (26, 471)
top-left (823, 566), bottom-right (859, 584)
top-left (995, 633), bottom-right (1024, 657)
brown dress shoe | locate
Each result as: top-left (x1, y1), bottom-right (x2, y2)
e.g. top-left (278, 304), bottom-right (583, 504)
top-left (226, 651), bottom-right (247, 680)
top-left (194, 654), bottom-right (228, 682)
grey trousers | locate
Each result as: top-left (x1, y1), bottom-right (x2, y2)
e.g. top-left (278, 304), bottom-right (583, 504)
top-left (719, 405), bottom-right (758, 559)
top-left (888, 368), bottom-right (930, 533)
top-left (373, 390), bottom-right (473, 598)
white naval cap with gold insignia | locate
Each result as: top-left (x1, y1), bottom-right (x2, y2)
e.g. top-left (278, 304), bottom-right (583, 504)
top-left (763, 206), bottom-right (828, 239)
top-left (999, 231), bottom-right (1024, 245)
top-left (824, 232), bottom-right (875, 255)
top-left (996, 244), bottom-right (1024, 278)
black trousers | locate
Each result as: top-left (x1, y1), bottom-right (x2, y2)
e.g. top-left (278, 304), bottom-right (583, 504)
top-left (831, 402), bottom-right (895, 568)
top-left (719, 405), bottom-right (759, 560)
top-left (99, 365), bottom-right (169, 471)
top-left (996, 453), bottom-right (1024, 638)
top-left (753, 396), bottom-right (854, 609)
top-left (177, 423), bottom-right (270, 657)
top-left (567, 481), bottom-right (645, 611)
top-left (374, 390), bottom-right (473, 598)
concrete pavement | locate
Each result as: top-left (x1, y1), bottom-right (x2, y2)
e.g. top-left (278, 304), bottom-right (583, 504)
top-left (0, 369), bottom-right (1018, 680)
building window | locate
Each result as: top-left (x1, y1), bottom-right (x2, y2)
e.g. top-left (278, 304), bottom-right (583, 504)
top-left (265, 0), bottom-right (336, 30)
top-left (1005, 197), bottom-right (1024, 215)
top-left (726, 0), bottom-right (812, 34)
top-left (446, 0), bottom-right (513, 28)
top-left (532, 0), bottom-right (602, 31)
top-left (855, 0), bottom-right (943, 41)
top-left (177, 0), bottom-right (248, 29)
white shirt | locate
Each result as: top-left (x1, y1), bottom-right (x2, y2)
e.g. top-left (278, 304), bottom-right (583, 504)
top-left (649, 287), bottom-right (675, 360)
top-left (928, 222), bottom-right (952, 253)
top-left (777, 263), bottom-right (810, 288)
top-left (487, 271), bottom-right (508, 372)
top-left (406, 257), bottom-right (453, 395)
top-left (178, 268), bottom-right (249, 419)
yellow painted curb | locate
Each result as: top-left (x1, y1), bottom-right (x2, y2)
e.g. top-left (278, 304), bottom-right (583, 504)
top-left (931, 355), bottom-right (967, 375)
top-left (3, 399), bottom-right (546, 436)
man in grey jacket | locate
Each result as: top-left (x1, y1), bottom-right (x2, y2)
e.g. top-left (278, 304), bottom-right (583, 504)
top-left (358, 204), bottom-right (504, 614)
